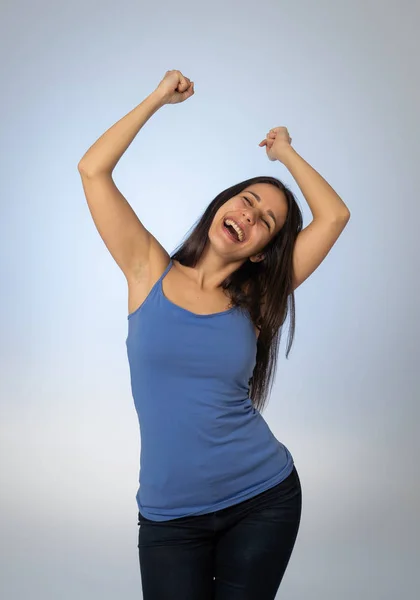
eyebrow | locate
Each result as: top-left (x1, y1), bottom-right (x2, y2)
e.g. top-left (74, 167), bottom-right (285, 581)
top-left (245, 191), bottom-right (277, 229)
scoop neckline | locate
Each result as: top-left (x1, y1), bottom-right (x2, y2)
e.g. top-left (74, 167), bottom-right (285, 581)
top-left (160, 260), bottom-right (237, 318)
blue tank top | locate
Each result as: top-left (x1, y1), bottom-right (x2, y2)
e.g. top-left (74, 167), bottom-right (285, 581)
top-left (126, 259), bottom-right (294, 521)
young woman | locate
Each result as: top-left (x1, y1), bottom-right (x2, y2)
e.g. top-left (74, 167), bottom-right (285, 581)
top-left (78, 70), bottom-right (350, 600)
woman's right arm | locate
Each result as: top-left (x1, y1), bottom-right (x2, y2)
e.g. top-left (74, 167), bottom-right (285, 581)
top-left (78, 90), bottom-right (165, 177)
top-left (77, 90), bottom-right (167, 281)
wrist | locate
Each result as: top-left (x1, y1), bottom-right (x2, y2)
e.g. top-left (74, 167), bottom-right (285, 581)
top-left (149, 89), bottom-right (168, 108)
top-left (275, 145), bottom-right (296, 164)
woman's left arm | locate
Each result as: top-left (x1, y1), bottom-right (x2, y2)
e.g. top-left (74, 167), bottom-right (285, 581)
top-left (281, 146), bottom-right (350, 290)
top-left (282, 148), bottom-right (350, 290)
top-left (278, 145), bottom-right (350, 220)
top-left (260, 129), bottom-right (351, 290)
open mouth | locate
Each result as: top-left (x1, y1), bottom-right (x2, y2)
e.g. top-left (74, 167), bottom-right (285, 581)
top-left (222, 219), bottom-right (245, 243)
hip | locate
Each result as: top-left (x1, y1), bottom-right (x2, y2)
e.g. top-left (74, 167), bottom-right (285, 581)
top-left (138, 464), bottom-right (302, 528)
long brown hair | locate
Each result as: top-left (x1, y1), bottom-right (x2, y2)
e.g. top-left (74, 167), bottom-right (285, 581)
top-left (171, 176), bottom-right (303, 412)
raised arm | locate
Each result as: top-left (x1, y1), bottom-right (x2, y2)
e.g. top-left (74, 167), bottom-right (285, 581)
top-left (77, 71), bottom-right (194, 281)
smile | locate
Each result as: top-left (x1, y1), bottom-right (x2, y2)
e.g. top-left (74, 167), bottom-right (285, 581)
top-left (222, 218), bottom-right (246, 243)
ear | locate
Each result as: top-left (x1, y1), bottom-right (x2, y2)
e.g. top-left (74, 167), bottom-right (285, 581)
top-left (249, 253), bottom-right (265, 263)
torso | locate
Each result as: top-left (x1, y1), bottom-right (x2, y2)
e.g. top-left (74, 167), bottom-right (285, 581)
top-left (127, 259), bottom-right (260, 340)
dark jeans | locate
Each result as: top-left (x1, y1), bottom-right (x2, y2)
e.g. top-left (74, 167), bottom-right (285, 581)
top-left (137, 465), bottom-right (302, 600)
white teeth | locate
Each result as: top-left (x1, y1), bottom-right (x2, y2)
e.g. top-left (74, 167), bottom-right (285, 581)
top-left (224, 218), bottom-right (244, 242)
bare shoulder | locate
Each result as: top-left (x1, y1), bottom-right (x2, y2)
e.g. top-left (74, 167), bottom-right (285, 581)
top-left (126, 234), bottom-right (171, 317)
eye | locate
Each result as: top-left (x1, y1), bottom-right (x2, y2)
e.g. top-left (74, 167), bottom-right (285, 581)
top-left (242, 196), bottom-right (270, 229)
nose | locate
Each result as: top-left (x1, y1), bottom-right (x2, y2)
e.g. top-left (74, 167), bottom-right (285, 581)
top-left (242, 207), bottom-right (256, 224)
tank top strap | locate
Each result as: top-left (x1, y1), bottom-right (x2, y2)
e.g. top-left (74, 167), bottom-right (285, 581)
top-left (127, 259), bottom-right (174, 321)
top-left (160, 258), bottom-right (173, 281)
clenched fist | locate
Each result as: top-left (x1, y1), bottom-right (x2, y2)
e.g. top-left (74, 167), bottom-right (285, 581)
top-left (155, 70), bottom-right (195, 105)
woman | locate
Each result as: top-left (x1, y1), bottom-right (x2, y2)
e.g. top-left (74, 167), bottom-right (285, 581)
top-left (78, 70), bottom-right (350, 600)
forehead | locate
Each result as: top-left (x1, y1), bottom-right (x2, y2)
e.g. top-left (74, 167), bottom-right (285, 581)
top-left (243, 184), bottom-right (288, 220)
top-left (244, 184), bottom-right (287, 206)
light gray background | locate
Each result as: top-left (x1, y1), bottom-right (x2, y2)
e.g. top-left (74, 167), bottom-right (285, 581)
top-left (1, 0), bottom-right (418, 598)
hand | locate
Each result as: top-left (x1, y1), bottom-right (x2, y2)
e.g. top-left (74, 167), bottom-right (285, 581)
top-left (155, 70), bottom-right (195, 105)
top-left (259, 126), bottom-right (293, 162)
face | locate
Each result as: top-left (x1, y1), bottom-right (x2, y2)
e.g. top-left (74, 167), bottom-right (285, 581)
top-left (209, 183), bottom-right (288, 263)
